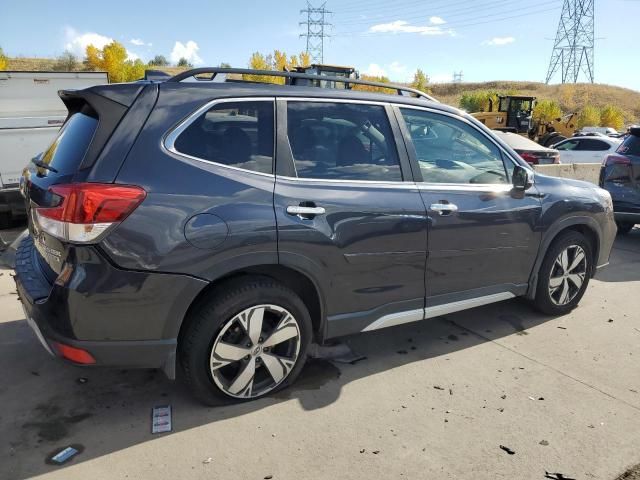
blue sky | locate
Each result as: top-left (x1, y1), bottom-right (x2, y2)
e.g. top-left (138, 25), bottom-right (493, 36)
top-left (3, 0), bottom-right (639, 90)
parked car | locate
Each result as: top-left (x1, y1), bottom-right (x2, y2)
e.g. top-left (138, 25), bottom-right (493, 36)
top-left (0, 71), bottom-right (108, 227)
top-left (493, 131), bottom-right (560, 165)
top-left (599, 126), bottom-right (640, 234)
top-left (579, 126), bottom-right (619, 137)
top-left (15, 68), bottom-right (616, 405)
top-left (553, 136), bottom-right (622, 164)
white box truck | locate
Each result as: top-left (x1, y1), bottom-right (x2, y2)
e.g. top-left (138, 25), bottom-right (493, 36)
top-left (0, 71), bottom-right (109, 226)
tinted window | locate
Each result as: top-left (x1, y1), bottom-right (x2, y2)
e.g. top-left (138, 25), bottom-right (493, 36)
top-left (174, 101), bottom-right (274, 174)
top-left (287, 102), bottom-right (402, 181)
top-left (400, 108), bottom-right (509, 184)
top-left (40, 111), bottom-right (98, 174)
top-left (556, 140), bottom-right (579, 151)
top-left (577, 139), bottom-right (610, 151)
top-left (617, 135), bottom-right (640, 157)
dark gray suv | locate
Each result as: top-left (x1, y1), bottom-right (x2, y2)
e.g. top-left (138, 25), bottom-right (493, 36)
top-left (15, 68), bottom-right (616, 404)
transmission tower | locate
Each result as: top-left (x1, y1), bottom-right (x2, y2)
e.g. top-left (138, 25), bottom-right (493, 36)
top-left (300, 2), bottom-right (332, 64)
top-left (453, 71), bottom-right (463, 83)
top-left (545, 0), bottom-right (595, 84)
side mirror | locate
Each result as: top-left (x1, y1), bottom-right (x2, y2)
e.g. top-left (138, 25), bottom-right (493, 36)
top-left (512, 165), bottom-right (533, 191)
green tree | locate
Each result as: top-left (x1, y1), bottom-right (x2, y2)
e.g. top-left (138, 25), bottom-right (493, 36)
top-left (53, 50), bottom-right (78, 71)
top-left (148, 55), bottom-right (168, 67)
top-left (0, 47), bottom-right (7, 71)
top-left (410, 69), bottom-right (430, 93)
top-left (532, 99), bottom-right (562, 123)
top-left (459, 90), bottom-right (498, 112)
top-left (219, 62), bottom-right (231, 68)
top-left (177, 57), bottom-right (192, 68)
top-left (577, 104), bottom-right (600, 128)
top-left (600, 105), bottom-right (624, 130)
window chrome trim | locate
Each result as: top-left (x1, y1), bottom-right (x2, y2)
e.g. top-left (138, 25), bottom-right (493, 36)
top-left (361, 292), bottom-right (515, 332)
top-left (162, 96), bottom-right (277, 178)
top-left (277, 175), bottom-right (419, 189)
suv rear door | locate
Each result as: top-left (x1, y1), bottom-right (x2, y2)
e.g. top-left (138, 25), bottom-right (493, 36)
top-left (274, 99), bottom-right (428, 336)
top-left (396, 106), bottom-right (542, 309)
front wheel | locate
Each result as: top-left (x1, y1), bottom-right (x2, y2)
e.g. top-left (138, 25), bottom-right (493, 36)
top-left (180, 277), bottom-right (312, 405)
top-left (534, 231), bottom-right (593, 315)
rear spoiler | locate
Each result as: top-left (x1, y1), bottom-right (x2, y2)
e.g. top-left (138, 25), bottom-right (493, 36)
top-left (58, 83), bottom-right (145, 170)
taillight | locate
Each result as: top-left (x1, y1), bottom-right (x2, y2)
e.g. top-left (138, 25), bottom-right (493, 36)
top-left (603, 154), bottom-right (631, 166)
top-left (35, 183), bottom-right (146, 243)
top-left (52, 342), bottom-right (96, 364)
top-left (519, 152), bottom-right (539, 165)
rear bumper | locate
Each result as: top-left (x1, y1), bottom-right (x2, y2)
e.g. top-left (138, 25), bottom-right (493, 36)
top-left (14, 236), bottom-right (206, 374)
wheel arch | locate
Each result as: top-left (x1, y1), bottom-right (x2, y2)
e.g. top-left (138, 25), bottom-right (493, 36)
top-left (174, 264), bottom-right (326, 348)
top-left (526, 216), bottom-right (601, 299)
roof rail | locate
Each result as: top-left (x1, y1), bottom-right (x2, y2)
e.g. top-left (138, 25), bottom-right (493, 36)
top-left (167, 67), bottom-right (438, 102)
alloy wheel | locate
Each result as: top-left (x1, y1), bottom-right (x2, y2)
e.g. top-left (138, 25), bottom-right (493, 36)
top-left (209, 304), bottom-right (301, 399)
top-left (548, 245), bottom-right (588, 306)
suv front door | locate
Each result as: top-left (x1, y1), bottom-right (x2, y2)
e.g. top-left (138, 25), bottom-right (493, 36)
top-left (396, 106), bottom-right (542, 310)
top-left (274, 99), bottom-right (428, 336)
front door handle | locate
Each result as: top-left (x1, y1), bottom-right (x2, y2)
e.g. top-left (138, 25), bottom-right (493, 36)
top-left (430, 203), bottom-right (458, 216)
top-left (286, 205), bottom-right (326, 218)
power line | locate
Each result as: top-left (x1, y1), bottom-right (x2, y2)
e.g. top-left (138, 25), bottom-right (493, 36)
top-left (300, 2), bottom-right (332, 64)
top-left (545, 0), bottom-right (595, 83)
top-left (334, 2), bottom-right (561, 36)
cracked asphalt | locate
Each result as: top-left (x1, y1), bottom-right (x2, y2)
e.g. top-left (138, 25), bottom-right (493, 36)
top-left (1, 226), bottom-right (639, 480)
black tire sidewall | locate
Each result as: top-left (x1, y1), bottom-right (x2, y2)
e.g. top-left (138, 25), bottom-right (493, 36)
top-left (535, 231), bottom-right (593, 315)
top-left (180, 278), bottom-right (312, 405)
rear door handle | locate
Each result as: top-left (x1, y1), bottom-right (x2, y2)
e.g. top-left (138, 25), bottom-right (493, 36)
top-left (430, 203), bottom-right (458, 216)
top-left (286, 205), bottom-right (326, 218)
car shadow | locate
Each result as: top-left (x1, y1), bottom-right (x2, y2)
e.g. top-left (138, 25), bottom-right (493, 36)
top-left (2, 296), bottom-right (557, 480)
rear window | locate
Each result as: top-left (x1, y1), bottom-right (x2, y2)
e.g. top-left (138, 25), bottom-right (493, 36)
top-left (617, 135), bottom-right (640, 157)
top-left (40, 110), bottom-right (98, 174)
top-left (172, 101), bottom-right (274, 174)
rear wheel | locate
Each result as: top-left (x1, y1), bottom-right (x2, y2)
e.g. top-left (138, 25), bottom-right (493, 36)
top-left (179, 277), bottom-right (312, 405)
top-left (534, 231), bottom-right (593, 315)
top-left (616, 222), bottom-right (634, 235)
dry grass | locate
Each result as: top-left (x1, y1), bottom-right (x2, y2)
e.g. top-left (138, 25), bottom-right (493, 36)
top-left (430, 80), bottom-right (640, 123)
top-left (6, 57), bottom-right (187, 76)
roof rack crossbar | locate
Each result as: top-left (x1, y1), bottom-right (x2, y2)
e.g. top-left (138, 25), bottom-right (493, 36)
top-left (167, 67), bottom-right (438, 102)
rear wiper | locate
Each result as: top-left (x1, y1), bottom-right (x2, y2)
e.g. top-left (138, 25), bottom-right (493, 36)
top-left (31, 156), bottom-right (58, 173)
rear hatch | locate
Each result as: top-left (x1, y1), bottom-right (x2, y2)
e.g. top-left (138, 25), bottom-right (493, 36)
top-left (600, 129), bottom-right (640, 212)
top-left (22, 84), bottom-right (144, 278)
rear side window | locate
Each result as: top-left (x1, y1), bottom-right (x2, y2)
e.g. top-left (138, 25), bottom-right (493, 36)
top-left (556, 140), bottom-right (579, 151)
top-left (286, 101), bottom-right (402, 181)
top-left (577, 139), bottom-right (610, 151)
top-left (173, 101), bottom-right (274, 174)
top-left (618, 135), bottom-right (640, 157)
top-left (40, 110), bottom-right (98, 174)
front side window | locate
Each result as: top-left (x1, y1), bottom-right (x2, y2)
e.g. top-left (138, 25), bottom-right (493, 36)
top-left (400, 108), bottom-right (509, 184)
top-left (556, 140), bottom-right (579, 151)
top-left (287, 101), bottom-right (402, 181)
top-left (173, 101), bottom-right (274, 174)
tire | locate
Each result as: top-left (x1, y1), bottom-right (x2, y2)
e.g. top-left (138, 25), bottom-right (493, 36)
top-left (616, 222), bottom-right (634, 235)
top-left (533, 231), bottom-right (593, 315)
top-left (179, 276), bottom-right (312, 406)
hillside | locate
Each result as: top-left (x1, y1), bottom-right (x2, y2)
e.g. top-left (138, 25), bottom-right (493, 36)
top-left (430, 81), bottom-right (640, 123)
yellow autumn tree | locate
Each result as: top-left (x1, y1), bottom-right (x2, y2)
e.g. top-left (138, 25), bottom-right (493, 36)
top-left (577, 104), bottom-right (600, 128)
top-left (85, 41), bottom-right (145, 82)
top-left (410, 69), bottom-right (430, 93)
top-left (352, 74), bottom-right (395, 94)
top-left (599, 105), bottom-right (624, 130)
top-left (244, 50), bottom-right (313, 84)
top-left (0, 47), bottom-right (7, 71)
top-left (532, 99), bottom-right (562, 123)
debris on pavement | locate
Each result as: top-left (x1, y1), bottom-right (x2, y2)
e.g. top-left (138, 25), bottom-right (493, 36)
top-left (499, 445), bottom-right (516, 455)
top-left (203, 457), bottom-right (213, 464)
top-left (372, 450), bottom-right (380, 455)
top-left (332, 355), bottom-right (367, 365)
top-left (76, 377), bottom-right (88, 384)
top-left (47, 445), bottom-right (80, 465)
top-left (608, 319), bottom-right (614, 323)
top-left (151, 405), bottom-right (172, 434)
top-left (544, 472), bottom-right (576, 480)
top-left (433, 385), bottom-right (444, 390)
top-left (501, 394), bottom-right (507, 399)
top-left (264, 475), bottom-right (273, 479)
top-left (449, 388), bottom-right (453, 395)
top-left (557, 326), bottom-right (567, 330)
top-left (397, 350), bottom-right (408, 355)
top-left (359, 449), bottom-right (365, 453)
top-left (539, 440), bottom-right (549, 446)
